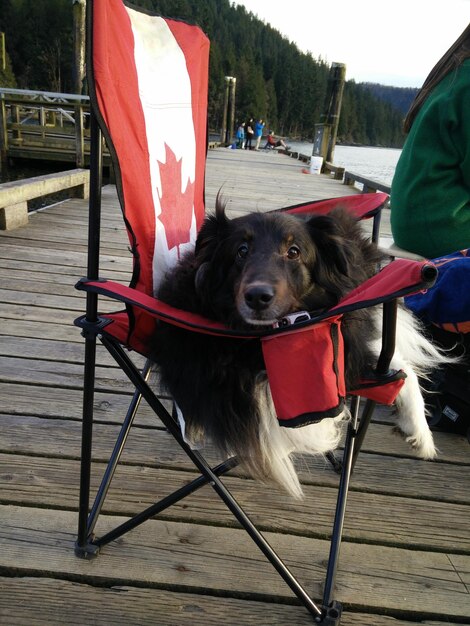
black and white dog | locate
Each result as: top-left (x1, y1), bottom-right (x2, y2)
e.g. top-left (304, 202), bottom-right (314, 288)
top-left (150, 198), bottom-right (447, 498)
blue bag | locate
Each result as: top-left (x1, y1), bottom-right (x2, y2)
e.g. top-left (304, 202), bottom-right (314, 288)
top-left (405, 249), bottom-right (470, 438)
top-left (405, 249), bottom-right (470, 334)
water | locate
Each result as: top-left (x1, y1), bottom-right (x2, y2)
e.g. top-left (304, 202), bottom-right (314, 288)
top-left (288, 142), bottom-right (402, 187)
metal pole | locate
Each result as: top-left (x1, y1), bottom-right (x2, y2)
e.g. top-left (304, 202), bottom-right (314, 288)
top-left (76, 109), bottom-right (102, 555)
top-left (322, 394), bottom-right (360, 608)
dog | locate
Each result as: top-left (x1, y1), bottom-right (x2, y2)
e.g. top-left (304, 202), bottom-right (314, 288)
top-left (150, 197), bottom-right (448, 498)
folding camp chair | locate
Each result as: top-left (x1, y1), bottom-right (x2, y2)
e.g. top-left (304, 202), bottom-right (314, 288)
top-left (74, 2), bottom-right (438, 623)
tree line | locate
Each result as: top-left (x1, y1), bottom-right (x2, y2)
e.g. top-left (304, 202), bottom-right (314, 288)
top-left (0, 0), bottom-right (416, 148)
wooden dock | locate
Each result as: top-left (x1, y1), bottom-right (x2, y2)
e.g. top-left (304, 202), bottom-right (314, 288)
top-left (0, 148), bottom-right (469, 626)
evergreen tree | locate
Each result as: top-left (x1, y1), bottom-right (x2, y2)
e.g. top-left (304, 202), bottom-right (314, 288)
top-left (0, 0), bottom-right (407, 146)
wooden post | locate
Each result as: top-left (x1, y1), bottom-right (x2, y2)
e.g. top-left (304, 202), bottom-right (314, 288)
top-left (220, 76), bottom-right (231, 145)
top-left (75, 104), bottom-right (85, 167)
top-left (314, 62), bottom-right (346, 163)
top-left (0, 94), bottom-right (7, 164)
top-left (0, 32), bottom-right (5, 71)
top-left (73, 0), bottom-right (86, 95)
top-left (228, 77), bottom-right (236, 146)
top-left (39, 107), bottom-right (46, 140)
top-left (11, 104), bottom-right (22, 145)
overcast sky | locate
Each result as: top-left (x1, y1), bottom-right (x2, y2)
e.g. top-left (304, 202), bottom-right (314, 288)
top-left (236, 1), bottom-right (470, 87)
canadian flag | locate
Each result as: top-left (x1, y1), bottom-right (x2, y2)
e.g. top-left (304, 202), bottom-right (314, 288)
top-left (91, 0), bottom-right (209, 295)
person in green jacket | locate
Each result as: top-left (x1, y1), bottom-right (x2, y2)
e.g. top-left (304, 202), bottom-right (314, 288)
top-left (390, 23), bottom-right (470, 258)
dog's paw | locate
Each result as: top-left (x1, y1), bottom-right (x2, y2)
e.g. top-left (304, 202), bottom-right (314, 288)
top-left (393, 426), bottom-right (437, 460)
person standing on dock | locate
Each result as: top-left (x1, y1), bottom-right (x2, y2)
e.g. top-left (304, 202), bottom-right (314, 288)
top-left (390, 23), bottom-right (470, 258)
top-left (236, 122), bottom-right (245, 149)
top-left (254, 118), bottom-right (265, 150)
top-left (245, 118), bottom-right (254, 150)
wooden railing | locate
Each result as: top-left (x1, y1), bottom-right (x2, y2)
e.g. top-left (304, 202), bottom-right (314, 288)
top-left (284, 147), bottom-right (391, 192)
top-left (0, 88), bottom-right (98, 167)
top-left (0, 168), bottom-right (89, 229)
top-left (0, 88), bottom-right (223, 167)
top-left (343, 170), bottom-right (391, 194)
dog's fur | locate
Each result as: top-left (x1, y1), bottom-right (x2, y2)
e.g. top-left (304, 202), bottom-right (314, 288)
top-left (150, 198), bottom-right (448, 498)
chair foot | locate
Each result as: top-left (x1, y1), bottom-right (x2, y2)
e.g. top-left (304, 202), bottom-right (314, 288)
top-left (74, 538), bottom-right (100, 559)
top-left (315, 601), bottom-right (342, 625)
top-left (326, 451), bottom-right (343, 474)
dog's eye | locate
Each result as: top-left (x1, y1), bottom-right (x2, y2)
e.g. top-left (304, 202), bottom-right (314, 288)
top-left (287, 245), bottom-right (301, 259)
top-left (237, 243), bottom-right (249, 259)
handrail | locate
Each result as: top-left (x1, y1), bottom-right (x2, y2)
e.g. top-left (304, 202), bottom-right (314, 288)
top-left (343, 170), bottom-right (391, 194)
top-left (0, 89), bottom-right (92, 169)
top-left (0, 87), bottom-right (89, 104)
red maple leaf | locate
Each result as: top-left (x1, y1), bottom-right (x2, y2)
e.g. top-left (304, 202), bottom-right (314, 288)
top-left (157, 144), bottom-right (195, 252)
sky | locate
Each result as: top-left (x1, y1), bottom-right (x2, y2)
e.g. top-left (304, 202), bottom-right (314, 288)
top-left (236, 1), bottom-right (470, 88)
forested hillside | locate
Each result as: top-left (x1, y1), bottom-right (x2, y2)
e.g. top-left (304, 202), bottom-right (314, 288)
top-left (0, 0), bottom-right (412, 147)
top-left (362, 83), bottom-right (418, 115)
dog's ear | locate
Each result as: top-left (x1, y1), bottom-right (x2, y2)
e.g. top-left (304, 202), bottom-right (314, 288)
top-left (194, 261), bottom-right (210, 293)
top-left (194, 192), bottom-right (230, 262)
top-left (194, 192), bottom-right (232, 299)
top-left (306, 213), bottom-right (357, 278)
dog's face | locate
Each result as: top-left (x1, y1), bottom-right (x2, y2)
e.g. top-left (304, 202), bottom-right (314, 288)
top-left (193, 199), bottom-right (377, 328)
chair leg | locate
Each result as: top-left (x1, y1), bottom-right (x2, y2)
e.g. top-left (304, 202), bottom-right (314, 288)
top-left (76, 109), bottom-right (103, 558)
top-left (86, 359), bottom-right (153, 540)
top-left (75, 333), bottom-right (100, 558)
top-left (351, 398), bottom-right (376, 470)
top-left (322, 395), bottom-right (361, 612)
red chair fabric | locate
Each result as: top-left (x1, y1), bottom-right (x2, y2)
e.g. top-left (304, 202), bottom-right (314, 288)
top-left (89, 0), bottom-right (209, 343)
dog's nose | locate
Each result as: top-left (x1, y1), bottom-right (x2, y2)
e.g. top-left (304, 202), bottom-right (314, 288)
top-left (244, 284), bottom-right (275, 310)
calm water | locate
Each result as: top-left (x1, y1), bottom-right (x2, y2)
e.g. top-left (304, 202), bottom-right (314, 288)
top-left (288, 142), bottom-right (402, 187)
top-left (1, 144), bottom-right (401, 191)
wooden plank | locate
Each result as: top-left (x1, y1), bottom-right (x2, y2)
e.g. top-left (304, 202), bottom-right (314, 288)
top-left (1, 451), bottom-right (469, 554)
top-left (0, 259), bottom-right (130, 281)
top-left (0, 221), bottom-right (130, 252)
top-left (0, 318), bottom-right (91, 342)
top-left (0, 242), bottom-right (130, 271)
top-left (0, 267), bottom-right (129, 286)
top-left (0, 335), bottom-right (138, 367)
top-left (0, 289), bottom-right (124, 317)
top-left (1, 289), bottom-right (84, 311)
top-left (0, 300), bottom-right (131, 325)
top-left (0, 578), bottom-right (454, 626)
top-left (0, 382), bottom-right (167, 423)
top-left (0, 577), bottom-right (452, 626)
top-left (1, 303), bottom-right (83, 323)
top-left (1, 505), bottom-right (469, 619)
top-left (0, 355), bottom-right (138, 392)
